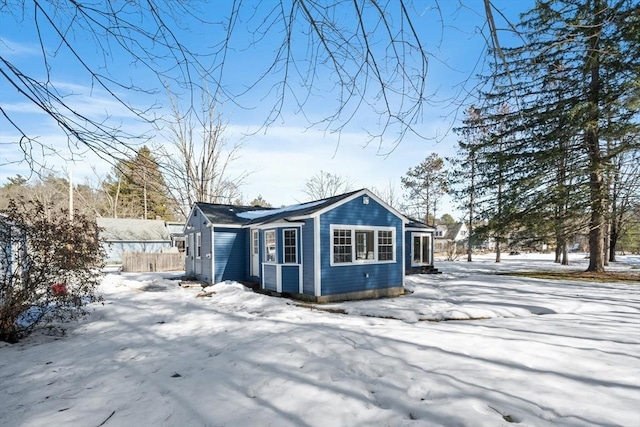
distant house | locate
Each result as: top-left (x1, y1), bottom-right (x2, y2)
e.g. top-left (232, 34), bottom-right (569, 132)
top-left (165, 221), bottom-right (186, 253)
top-left (434, 222), bottom-right (468, 254)
top-left (97, 218), bottom-right (183, 264)
top-left (184, 189), bottom-right (437, 303)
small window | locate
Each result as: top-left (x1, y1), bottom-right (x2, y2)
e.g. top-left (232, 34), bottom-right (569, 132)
top-left (283, 229), bottom-right (297, 263)
top-left (252, 230), bottom-right (259, 255)
top-left (333, 229), bottom-right (352, 263)
top-left (196, 233), bottom-right (202, 258)
top-left (265, 230), bottom-right (276, 263)
top-left (378, 230), bottom-right (394, 261)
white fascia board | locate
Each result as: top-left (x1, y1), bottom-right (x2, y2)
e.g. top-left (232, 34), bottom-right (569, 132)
top-left (209, 223), bottom-right (243, 229)
top-left (405, 227), bottom-right (436, 232)
top-left (251, 221), bottom-right (304, 230)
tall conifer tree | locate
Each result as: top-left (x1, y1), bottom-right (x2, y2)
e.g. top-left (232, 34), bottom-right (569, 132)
top-left (471, 0), bottom-right (639, 271)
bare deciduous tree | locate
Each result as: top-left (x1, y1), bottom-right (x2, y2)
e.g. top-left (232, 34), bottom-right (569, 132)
top-left (371, 180), bottom-right (401, 209)
top-left (302, 171), bottom-right (354, 201)
top-left (158, 89), bottom-right (247, 218)
top-left (1, 1), bottom-right (438, 171)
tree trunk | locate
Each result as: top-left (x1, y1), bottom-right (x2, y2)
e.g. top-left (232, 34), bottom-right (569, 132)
top-left (467, 213), bottom-right (473, 263)
top-left (609, 225), bottom-right (618, 262)
top-left (585, 0), bottom-right (605, 273)
top-left (467, 157), bottom-right (475, 263)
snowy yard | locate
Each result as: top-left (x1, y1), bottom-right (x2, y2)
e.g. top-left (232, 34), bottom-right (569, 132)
top-left (1, 253), bottom-right (639, 427)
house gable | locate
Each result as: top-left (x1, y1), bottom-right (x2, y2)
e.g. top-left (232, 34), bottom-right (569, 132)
top-left (316, 191), bottom-right (404, 297)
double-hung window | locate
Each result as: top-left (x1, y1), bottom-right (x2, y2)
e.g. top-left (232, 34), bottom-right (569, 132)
top-left (377, 230), bottom-right (394, 261)
top-left (283, 229), bottom-right (297, 263)
top-left (265, 230), bottom-right (276, 263)
top-left (333, 229), bottom-right (352, 263)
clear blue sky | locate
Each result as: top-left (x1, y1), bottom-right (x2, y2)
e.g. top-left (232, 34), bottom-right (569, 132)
top-left (0, 0), bottom-right (533, 217)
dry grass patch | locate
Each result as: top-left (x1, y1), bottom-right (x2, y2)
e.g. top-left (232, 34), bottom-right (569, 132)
top-left (503, 270), bottom-right (640, 283)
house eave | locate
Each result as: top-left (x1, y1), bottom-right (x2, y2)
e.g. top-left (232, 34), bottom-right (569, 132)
top-left (405, 227), bottom-right (436, 232)
top-left (207, 223), bottom-right (243, 229)
top-left (248, 221), bottom-right (305, 230)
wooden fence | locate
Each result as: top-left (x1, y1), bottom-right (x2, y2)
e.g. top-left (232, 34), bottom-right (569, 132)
top-left (121, 252), bottom-right (185, 272)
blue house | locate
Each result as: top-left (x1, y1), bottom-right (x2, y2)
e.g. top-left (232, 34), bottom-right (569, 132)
top-left (183, 189), bottom-right (436, 302)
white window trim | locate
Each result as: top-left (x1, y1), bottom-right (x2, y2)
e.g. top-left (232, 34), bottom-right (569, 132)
top-left (282, 228), bottom-right (298, 264)
top-left (252, 230), bottom-right (259, 255)
top-left (329, 224), bottom-right (396, 266)
top-left (411, 232), bottom-right (432, 267)
top-left (264, 229), bottom-right (277, 264)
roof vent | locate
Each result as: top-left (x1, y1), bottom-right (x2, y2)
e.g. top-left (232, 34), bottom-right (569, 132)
top-left (363, 196), bottom-right (370, 205)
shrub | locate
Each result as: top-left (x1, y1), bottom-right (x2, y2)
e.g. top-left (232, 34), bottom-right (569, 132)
top-left (0, 198), bottom-right (105, 343)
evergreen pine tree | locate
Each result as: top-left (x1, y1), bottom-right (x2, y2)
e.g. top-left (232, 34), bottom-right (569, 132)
top-left (469, 0), bottom-right (639, 271)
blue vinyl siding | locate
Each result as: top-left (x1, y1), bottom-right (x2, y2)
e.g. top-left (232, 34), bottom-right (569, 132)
top-left (281, 265), bottom-right (300, 293)
top-left (263, 264), bottom-right (277, 291)
top-left (405, 232), bottom-right (413, 270)
top-left (213, 227), bottom-right (246, 283)
top-left (201, 228), bottom-right (213, 282)
top-left (301, 219), bottom-right (315, 295)
top-left (319, 195), bottom-right (404, 295)
top-left (245, 230), bottom-right (251, 280)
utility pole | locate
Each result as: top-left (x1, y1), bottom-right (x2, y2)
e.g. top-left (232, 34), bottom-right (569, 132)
top-left (69, 170), bottom-right (74, 221)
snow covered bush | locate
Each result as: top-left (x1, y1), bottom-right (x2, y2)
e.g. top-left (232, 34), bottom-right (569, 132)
top-left (0, 198), bottom-right (105, 343)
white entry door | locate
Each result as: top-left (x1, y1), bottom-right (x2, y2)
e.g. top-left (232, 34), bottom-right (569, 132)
top-left (412, 234), bottom-right (432, 266)
top-left (251, 229), bottom-right (259, 277)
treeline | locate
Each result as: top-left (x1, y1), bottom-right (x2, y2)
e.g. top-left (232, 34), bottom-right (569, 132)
top-left (1, 144), bottom-right (247, 222)
top-left (449, 0), bottom-right (639, 271)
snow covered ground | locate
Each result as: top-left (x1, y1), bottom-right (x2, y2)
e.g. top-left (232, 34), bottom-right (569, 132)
top-left (1, 253), bottom-right (639, 427)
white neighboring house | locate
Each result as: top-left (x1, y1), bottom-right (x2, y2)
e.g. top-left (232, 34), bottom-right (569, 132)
top-left (0, 215), bottom-right (27, 281)
top-left (434, 222), bottom-right (468, 254)
top-left (97, 218), bottom-right (183, 264)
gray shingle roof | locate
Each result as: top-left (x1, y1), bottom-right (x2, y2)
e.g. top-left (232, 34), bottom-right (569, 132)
top-left (97, 218), bottom-right (171, 241)
top-left (444, 223), bottom-right (464, 240)
top-left (194, 189), bottom-right (363, 226)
